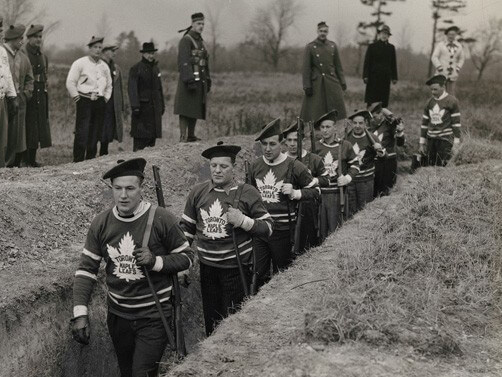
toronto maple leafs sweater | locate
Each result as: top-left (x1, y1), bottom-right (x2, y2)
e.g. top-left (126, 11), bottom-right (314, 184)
top-left (368, 113), bottom-right (405, 158)
top-left (421, 92), bottom-right (461, 143)
top-left (291, 150), bottom-right (330, 188)
top-left (314, 139), bottom-right (360, 193)
top-left (73, 202), bottom-right (194, 320)
top-left (249, 153), bottom-right (320, 231)
top-left (345, 131), bottom-right (377, 182)
top-left (180, 181), bottom-right (272, 268)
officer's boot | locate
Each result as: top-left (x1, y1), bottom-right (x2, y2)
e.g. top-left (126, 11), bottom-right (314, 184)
top-left (187, 118), bottom-right (200, 142)
top-left (179, 116), bottom-right (188, 142)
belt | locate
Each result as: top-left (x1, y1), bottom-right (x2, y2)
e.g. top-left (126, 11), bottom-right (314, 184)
top-left (33, 74), bottom-right (46, 82)
top-left (78, 91), bottom-right (103, 100)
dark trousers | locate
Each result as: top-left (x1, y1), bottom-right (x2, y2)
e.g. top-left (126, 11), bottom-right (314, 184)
top-left (179, 115), bottom-right (197, 141)
top-left (374, 156), bottom-right (397, 197)
top-left (133, 137), bottom-right (156, 152)
top-left (319, 190), bottom-right (349, 241)
top-left (73, 97), bottom-right (105, 162)
top-left (348, 178), bottom-right (374, 215)
top-left (294, 200), bottom-right (320, 255)
top-left (200, 263), bottom-right (248, 336)
top-left (427, 138), bottom-right (453, 167)
top-left (100, 142), bottom-right (109, 156)
top-left (254, 229), bottom-right (292, 289)
top-left (107, 311), bottom-right (169, 377)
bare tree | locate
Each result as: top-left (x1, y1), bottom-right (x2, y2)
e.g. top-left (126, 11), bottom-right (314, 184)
top-left (96, 13), bottom-right (112, 40)
top-left (359, 0), bottom-right (405, 41)
top-left (205, 0), bottom-right (225, 70)
top-left (465, 18), bottom-right (502, 81)
top-left (246, 0), bottom-right (302, 69)
top-left (427, 0), bottom-right (466, 76)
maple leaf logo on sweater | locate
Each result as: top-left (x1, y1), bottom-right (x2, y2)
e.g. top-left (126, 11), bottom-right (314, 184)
top-left (107, 232), bottom-right (144, 282)
top-left (353, 143), bottom-right (366, 163)
top-left (373, 130), bottom-right (384, 142)
top-left (200, 198), bottom-right (228, 239)
top-left (323, 152), bottom-right (339, 177)
top-left (429, 104), bottom-right (445, 125)
top-left (256, 169), bottom-right (283, 203)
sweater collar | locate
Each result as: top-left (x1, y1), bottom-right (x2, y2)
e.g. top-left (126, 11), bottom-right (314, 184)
top-left (263, 152), bottom-right (288, 166)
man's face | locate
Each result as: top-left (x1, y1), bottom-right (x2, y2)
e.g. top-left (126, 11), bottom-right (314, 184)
top-left (210, 157), bottom-right (235, 187)
top-left (8, 36), bottom-right (24, 51)
top-left (112, 176), bottom-right (143, 216)
top-left (192, 20), bottom-right (205, 34)
top-left (143, 52), bottom-right (155, 62)
top-left (372, 110), bottom-right (384, 122)
top-left (89, 43), bottom-right (102, 60)
top-left (28, 32), bottom-right (43, 48)
top-left (102, 49), bottom-right (115, 60)
top-left (351, 116), bottom-right (367, 135)
top-left (317, 26), bottom-right (329, 40)
top-left (378, 31), bottom-right (390, 42)
top-left (446, 30), bottom-right (457, 42)
top-left (260, 135), bottom-right (282, 162)
top-left (429, 83), bottom-right (445, 98)
top-left (320, 120), bottom-right (336, 140)
top-left (285, 131), bottom-right (298, 155)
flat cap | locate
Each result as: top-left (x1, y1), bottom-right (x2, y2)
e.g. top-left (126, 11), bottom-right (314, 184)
top-left (282, 119), bottom-right (303, 137)
top-left (102, 44), bottom-right (118, 52)
top-left (26, 24), bottom-right (43, 37)
top-left (5, 24), bottom-right (26, 40)
top-left (444, 25), bottom-right (460, 35)
top-left (191, 12), bottom-right (205, 22)
top-left (314, 109), bottom-right (338, 128)
top-left (378, 24), bottom-right (392, 35)
top-left (103, 158), bottom-right (147, 180)
top-left (87, 36), bottom-right (104, 47)
top-left (367, 102), bottom-right (383, 114)
top-left (348, 109), bottom-right (372, 121)
top-left (425, 74), bottom-right (447, 86)
top-left (255, 118), bottom-right (282, 141)
top-left (202, 141), bottom-right (241, 160)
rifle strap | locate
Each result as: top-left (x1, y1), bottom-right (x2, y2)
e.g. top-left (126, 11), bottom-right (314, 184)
top-left (142, 204), bottom-right (158, 248)
top-left (232, 184), bottom-right (245, 208)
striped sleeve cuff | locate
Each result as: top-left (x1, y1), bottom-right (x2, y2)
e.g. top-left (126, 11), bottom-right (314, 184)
top-left (420, 137), bottom-right (427, 144)
top-left (73, 305), bottom-right (88, 317)
top-left (152, 256), bottom-right (163, 272)
top-left (181, 214), bottom-right (196, 224)
top-left (75, 270), bottom-right (98, 280)
top-left (240, 215), bottom-right (255, 232)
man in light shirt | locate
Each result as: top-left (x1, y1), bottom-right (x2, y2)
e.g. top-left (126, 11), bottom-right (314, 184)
top-left (66, 36), bottom-right (112, 162)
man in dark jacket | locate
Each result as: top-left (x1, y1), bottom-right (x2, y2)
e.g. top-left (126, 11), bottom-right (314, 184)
top-left (23, 24), bottom-right (51, 167)
top-left (128, 42), bottom-right (165, 152)
top-left (363, 25), bottom-right (398, 108)
top-left (300, 21), bottom-right (347, 122)
top-left (173, 12), bottom-right (211, 143)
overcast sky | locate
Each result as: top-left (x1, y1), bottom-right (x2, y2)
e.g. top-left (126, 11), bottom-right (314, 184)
top-left (37, 0), bottom-right (500, 53)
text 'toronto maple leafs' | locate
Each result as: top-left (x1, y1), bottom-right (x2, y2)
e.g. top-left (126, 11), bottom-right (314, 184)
top-left (256, 169), bottom-right (283, 203)
top-left (200, 198), bottom-right (229, 239)
top-left (107, 232), bottom-right (144, 282)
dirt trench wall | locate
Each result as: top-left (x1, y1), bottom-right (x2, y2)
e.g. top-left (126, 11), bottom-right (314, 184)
top-left (0, 137), bottom-right (256, 377)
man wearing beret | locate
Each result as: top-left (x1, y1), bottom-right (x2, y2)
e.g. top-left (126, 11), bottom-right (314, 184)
top-left (363, 24), bottom-right (398, 108)
top-left (300, 21), bottom-right (347, 122)
top-left (66, 36), bottom-right (112, 162)
top-left (128, 42), bottom-right (165, 152)
top-left (248, 119), bottom-right (320, 288)
top-left (283, 120), bottom-right (329, 253)
top-left (23, 24), bottom-right (51, 167)
top-left (3, 24), bottom-right (33, 168)
top-left (71, 158), bottom-right (194, 377)
top-left (368, 102), bottom-right (405, 197)
top-left (0, 18), bottom-right (18, 168)
top-left (100, 44), bottom-right (124, 156)
top-left (180, 142), bottom-right (272, 336)
top-left (345, 109), bottom-right (383, 213)
top-left (174, 12), bottom-right (211, 142)
top-left (431, 26), bottom-right (465, 96)
top-left (419, 74), bottom-right (461, 166)
top-left (313, 110), bottom-right (360, 239)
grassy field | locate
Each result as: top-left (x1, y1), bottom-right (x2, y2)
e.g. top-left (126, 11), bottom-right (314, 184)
top-left (40, 67), bottom-right (502, 166)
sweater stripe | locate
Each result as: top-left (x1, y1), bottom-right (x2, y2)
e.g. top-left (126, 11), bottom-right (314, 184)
top-left (75, 270), bottom-right (98, 280)
top-left (83, 248), bottom-right (102, 261)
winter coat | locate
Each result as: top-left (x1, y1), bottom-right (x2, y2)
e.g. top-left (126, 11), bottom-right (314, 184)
top-left (431, 40), bottom-right (465, 82)
top-left (102, 59), bottom-right (124, 143)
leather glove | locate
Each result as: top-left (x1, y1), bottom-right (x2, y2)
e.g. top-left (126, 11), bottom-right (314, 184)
top-left (187, 80), bottom-right (197, 91)
top-left (70, 315), bottom-right (90, 345)
top-left (133, 247), bottom-right (156, 270)
top-left (304, 87), bottom-right (313, 97)
top-left (207, 78), bottom-right (212, 93)
top-left (132, 107), bottom-right (140, 115)
top-left (418, 143), bottom-right (427, 155)
top-left (337, 174), bottom-right (352, 186)
top-left (227, 207), bottom-right (245, 227)
top-left (342, 83), bottom-right (347, 91)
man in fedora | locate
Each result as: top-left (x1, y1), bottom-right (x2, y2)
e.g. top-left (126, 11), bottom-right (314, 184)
top-left (100, 44), bottom-right (125, 156)
top-left (174, 12), bottom-right (211, 142)
top-left (128, 42), bottom-right (165, 152)
top-left (66, 36), bottom-right (112, 162)
top-left (3, 24), bottom-right (33, 168)
top-left (24, 24), bottom-right (51, 167)
top-left (0, 18), bottom-right (18, 168)
top-left (363, 24), bottom-right (398, 108)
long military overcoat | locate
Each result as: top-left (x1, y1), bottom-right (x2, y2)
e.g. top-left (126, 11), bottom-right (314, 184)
top-left (24, 43), bottom-right (51, 149)
top-left (173, 30), bottom-right (210, 120)
top-left (363, 40), bottom-right (397, 107)
top-left (300, 38), bottom-right (347, 122)
top-left (128, 58), bottom-right (164, 139)
top-left (102, 60), bottom-right (124, 143)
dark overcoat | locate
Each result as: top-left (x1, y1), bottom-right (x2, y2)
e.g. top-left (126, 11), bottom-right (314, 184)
top-left (300, 38), bottom-right (347, 122)
top-left (24, 43), bottom-right (51, 149)
top-left (173, 30), bottom-right (210, 120)
top-left (102, 60), bottom-right (124, 143)
top-left (128, 58), bottom-right (164, 139)
top-left (363, 40), bottom-right (397, 107)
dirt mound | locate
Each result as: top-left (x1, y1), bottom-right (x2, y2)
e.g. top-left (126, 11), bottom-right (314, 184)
top-left (166, 161), bottom-right (502, 377)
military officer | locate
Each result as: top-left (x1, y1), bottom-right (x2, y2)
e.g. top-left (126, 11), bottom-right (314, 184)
top-left (23, 24), bottom-right (51, 167)
top-left (300, 21), bottom-right (347, 122)
top-left (174, 12), bottom-right (211, 142)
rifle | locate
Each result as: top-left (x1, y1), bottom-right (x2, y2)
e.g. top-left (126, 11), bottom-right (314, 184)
top-left (152, 165), bottom-right (187, 357)
top-left (244, 159), bottom-right (250, 185)
top-left (338, 123), bottom-right (348, 226)
top-left (243, 159), bottom-right (258, 295)
top-left (297, 117), bottom-right (304, 163)
top-left (364, 128), bottom-right (385, 157)
top-left (230, 186), bottom-right (250, 297)
top-left (309, 121), bottom-right (316, 155)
